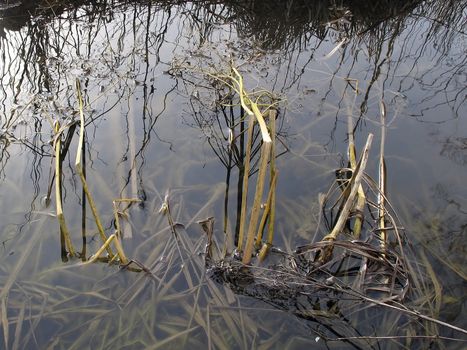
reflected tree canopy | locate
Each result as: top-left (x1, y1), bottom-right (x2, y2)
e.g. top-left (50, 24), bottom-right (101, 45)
top-left (1, 0), bottom-right (464, 134)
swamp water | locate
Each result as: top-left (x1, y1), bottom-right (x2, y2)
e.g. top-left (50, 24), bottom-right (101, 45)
top-left (0, 1), bottom-right (466, 349)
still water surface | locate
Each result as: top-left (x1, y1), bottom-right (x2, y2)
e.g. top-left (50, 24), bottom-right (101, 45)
top-left (0, 1), bottom-right (465, 348)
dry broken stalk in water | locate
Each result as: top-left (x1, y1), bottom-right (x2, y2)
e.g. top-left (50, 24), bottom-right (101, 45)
top-left (52, 79), bottom-right (136, 264)
top-left (378, 100), bottom-right (388, 255)
top-left (54, 120), bottom-right (76, 258)
top-left (212, 67), bottom-right (277, 264)
top-left (75, 79), bottom-right (115, 259)
top-left (347, 111), bottom-right (366, 239)
top-left (323, 133), bottom-right (373, 243)
top-left (171, 63), bottom-right (279, 264)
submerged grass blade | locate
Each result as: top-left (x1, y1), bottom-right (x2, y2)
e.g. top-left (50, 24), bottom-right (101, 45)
top-left (1, 297), bottom-right (8, 350)
top-left (419, 251), bottom-right (442, 318)
top-left (12, 302), bottom-right (25, 350)
top-left (149, 326), bottom-right (199, 350)
top-left (0, 218), bottom-right (44, 301)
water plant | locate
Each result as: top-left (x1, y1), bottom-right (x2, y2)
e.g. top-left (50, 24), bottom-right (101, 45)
top-left (51, 79), bottom-right (140, 265)
top-left (185, 65), bottom-right (467, 348)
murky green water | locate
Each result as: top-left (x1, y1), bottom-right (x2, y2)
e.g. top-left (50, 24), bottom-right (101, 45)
top-left (0, 1), bottom-right (465, 349)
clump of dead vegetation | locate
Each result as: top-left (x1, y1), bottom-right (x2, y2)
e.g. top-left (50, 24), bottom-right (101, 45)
top-left (44, 64), bottom-right (466, 347)
top-left (168, 61), bottom-right (467, 346)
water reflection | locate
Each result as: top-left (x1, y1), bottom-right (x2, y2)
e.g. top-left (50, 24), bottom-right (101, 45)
top-left (1, 0), bottom-right (464, 138)
top-left (0, 1), bottom-right (181, 219)
top-left (0, 0), bottom-right (465, 348)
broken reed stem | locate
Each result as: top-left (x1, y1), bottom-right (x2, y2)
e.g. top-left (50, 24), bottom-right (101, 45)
top-left (378, 101), bottom-right (387, 254)
top-left (347, 116), bottom-right (365, 239)
top-left (234, 73), bottom-right (275, 264)
top-left (323, 133), bottom-right (373, 242)
top-left (80, 130), bottom-right (87, 262)
top-left (242, 141), bottom-right (271, 265)
top-left (256, 109), bottom-right (278, 249)
top-left (112, 200), bottom-right (135, 265)
top-left (237, 114), bottom-right (255, 252)
top-left (84, 234), bottom-right (116, 264)
top-left (209, 67), bottom-right (276, 262)
top-left (232, 67), bottom-right (272, 143)
top-left (257, 169), bottom-right (278, 263)
top-left (54, 121), bottom-right (75, 257)
top-left (112, 232), bottom-right (129, 265)
top-left (256, 171), bottom-right (278, 248)
top-left (75, 79), bottom-right (114, 258)
top-left (113, 201), bottom-right (124, 238)
top-left (267, 109), bottom-right (277, 246)
top-left (199, 217), bottom-right (215, 264)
